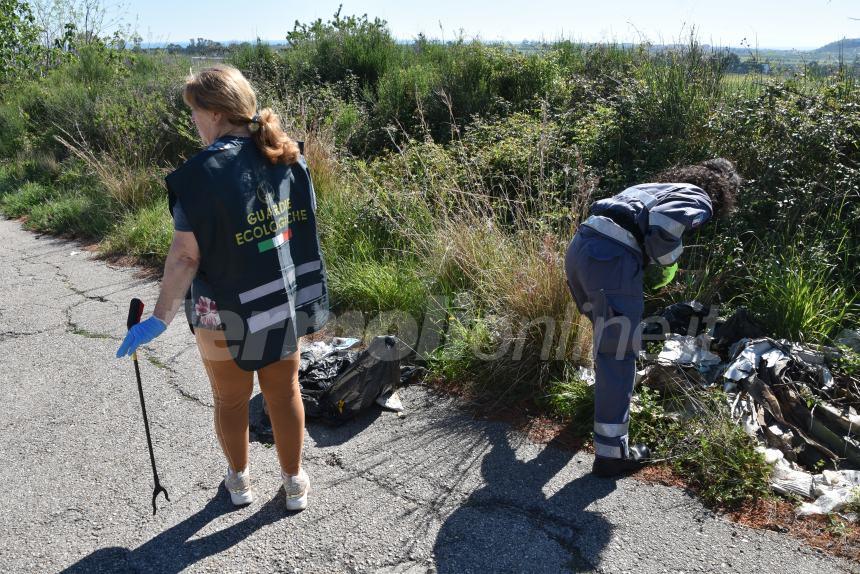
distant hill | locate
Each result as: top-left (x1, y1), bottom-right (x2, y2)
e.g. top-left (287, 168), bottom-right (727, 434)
top-left (814, 38), bottom-right (860, 54)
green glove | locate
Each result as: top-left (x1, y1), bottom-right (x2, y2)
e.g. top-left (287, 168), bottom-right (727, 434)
top-left (645, 262), bottom-right (678, 291)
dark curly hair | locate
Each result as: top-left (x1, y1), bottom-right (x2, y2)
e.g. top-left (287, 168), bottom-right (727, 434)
top-left (652, 158), bottom-right (742, 218)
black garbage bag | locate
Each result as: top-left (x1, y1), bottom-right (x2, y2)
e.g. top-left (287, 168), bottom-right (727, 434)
top-left (642, 301), bottom-right (712, 337)
top-left (299, 345), bottom-right (363, 419)
top-left (251, 336), bottom-right (410, 440)
top-left (316, 336), bottom-right (406, 422)
top-left (711, 307), bottom-right (766, 352)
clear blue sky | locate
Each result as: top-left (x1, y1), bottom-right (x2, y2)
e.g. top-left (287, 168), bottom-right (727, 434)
top-left (119, 0), bottom-right (859, 50)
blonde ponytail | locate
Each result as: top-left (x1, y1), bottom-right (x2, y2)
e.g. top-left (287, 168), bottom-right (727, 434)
top-left (250, 108), bottom-right (300, 165)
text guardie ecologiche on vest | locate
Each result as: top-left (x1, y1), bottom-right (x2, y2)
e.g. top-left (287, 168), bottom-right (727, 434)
top-left (235, 198), bottom-right (308, 247)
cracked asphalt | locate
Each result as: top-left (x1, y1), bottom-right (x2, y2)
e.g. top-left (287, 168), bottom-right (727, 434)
top-left (0, 217), bottom-right (857, 574)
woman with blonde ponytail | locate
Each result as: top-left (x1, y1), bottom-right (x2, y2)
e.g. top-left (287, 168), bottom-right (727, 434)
top-left (116, 64), bottom-right (329, 512)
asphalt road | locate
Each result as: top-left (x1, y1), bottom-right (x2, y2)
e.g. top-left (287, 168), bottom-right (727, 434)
top-left (0, 217), bottom-right (856, 574)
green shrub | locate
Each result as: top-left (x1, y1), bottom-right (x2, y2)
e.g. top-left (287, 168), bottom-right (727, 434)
top-left (740, 242), bottom-right (858, 343)
top-left (24, 193), bottom-right (112, 238)
top-left (329, 256), bottom-right (427, 317)
top-left (282, 10), bottom-right (399, 92)
top-left (543, 368), bottom-right (595, 437)
top-left (0, 164), bottom-right (15, 196)
top-left (632, 384), bottom-right (771, 509)
top-left (545, 375), bottom-right (772, 509)
top-left (426, 316), bottom-right (502, 391)
top-left (675, 412), bottom-right (772, 508)
top-left (0, 181), bottom-right (55, 217)
top-left (0, 104), bottom-right (27, 158)
top-left (101, 199), bottom-right (173, 263)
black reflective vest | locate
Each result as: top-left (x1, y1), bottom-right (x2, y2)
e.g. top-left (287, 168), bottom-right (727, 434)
top-left (166, 136), bottom-right (330, 371)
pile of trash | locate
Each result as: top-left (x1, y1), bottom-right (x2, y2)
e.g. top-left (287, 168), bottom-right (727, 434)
top-left (252, 336), bottom-right (421, 440)
top-left (298, 335), bottom-right (416, 421)
top-left (638, 302), bottom-right (860, 517)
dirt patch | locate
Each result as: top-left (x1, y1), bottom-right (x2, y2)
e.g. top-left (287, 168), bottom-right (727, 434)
top-left (96, 252), bottom-right (163, 280)
top-left (729, 497), bottom-right (860, 562)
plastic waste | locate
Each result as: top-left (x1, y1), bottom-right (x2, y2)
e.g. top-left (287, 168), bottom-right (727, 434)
top-left (836, 329), bottom-right (860, 353)
top-left (253, 336), bottom-right (413, 437)
top-left (302, 336), bottom-right (410, 422)
top-left (656, 334), bottom-right (721, 373)
top-left (376, 389), bottom-right (404, 412)
top-left (711, 307), bottom-right (766, 352)
top-left (797, 470), bottom-right (860, 517)
top-left (642, 309), bottom-right (860, 514)
top-left (642, 301), bottom-right (712, 337)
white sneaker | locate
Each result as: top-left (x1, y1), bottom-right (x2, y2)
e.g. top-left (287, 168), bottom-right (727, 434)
top-left (225, 467), bottom-right (254, 506)
top-left (282, 467), bottom-right (310, 511)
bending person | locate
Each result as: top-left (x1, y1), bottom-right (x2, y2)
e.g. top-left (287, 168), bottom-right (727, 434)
top-left (116, 64), bottom-right (329, 510)
top-left (565, 159), bottom-right (741, 477)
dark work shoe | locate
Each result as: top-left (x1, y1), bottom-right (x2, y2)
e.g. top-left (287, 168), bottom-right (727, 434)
top-left (592, 444), bottom-right (651, 478)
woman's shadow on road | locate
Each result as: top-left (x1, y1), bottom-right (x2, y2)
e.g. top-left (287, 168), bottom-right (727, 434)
top-left (59, 485), bottom-right (287, 574)
top-left (434, 424), bottom-right (617, 573)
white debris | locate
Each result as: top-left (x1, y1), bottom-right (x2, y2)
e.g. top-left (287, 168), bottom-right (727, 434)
top-left (656, 334), bottom-right (721, 371)
top-left (331, 337), bottom-right (361, 350)
top-left (376, 389), bottom-right (404, 412)
top-left (820, 367), bottom-right (835, 392)
top-left (770, 459), bottom-right (814, 499)
top-left (758, 447), bottom-right (785, 465)
top-left (577, 366), bottom-right (595, 386)
top-left (795, 471), bottom-right (860, 517)
top-left (723, 339), bottom-right (781, 381)
top-left (836, 329), bottom-right (860, 353)
top-left (732, 394), bottom-right (761, 438)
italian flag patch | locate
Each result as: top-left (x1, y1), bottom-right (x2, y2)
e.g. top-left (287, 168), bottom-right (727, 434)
top-left (257, 229), bottom-right (292, 253)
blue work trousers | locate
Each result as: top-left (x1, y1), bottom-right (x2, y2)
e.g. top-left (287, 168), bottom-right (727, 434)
top-left (565, 227), bottom-right (644, 459)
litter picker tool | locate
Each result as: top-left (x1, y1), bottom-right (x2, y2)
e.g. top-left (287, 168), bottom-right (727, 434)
top-left (126, 298), bottom-right (170, 515)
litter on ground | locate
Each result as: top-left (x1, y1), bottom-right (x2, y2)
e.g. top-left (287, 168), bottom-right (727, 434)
top-left (638, 302), bottom-right (860, 518)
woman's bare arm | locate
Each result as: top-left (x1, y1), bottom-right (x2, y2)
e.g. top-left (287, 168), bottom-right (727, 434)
top-left (153, 231), bottom-right (201, 324)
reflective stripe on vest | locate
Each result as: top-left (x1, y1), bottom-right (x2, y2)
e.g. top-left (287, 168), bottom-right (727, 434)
top-left (248, 300), bottom-right (296, 334)
top-left (655, 244), bottom-right (683, 265)
top-left (581, 215), bottom-right (641, 254)
top-left (238, 260), bottom-right (323, 304)
top-left (246, 282), bottom-right (325, 334)
top-left (618, 187), bottom-right (659, 209)
top-left (649, 211), bottom-right (685, 238)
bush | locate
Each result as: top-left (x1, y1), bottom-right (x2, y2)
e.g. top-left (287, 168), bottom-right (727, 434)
top-left (0, 164), bottom-right (15, 196)
top-left (329, 256), bottom-right (428, 317)
top-left (545, 377), bottom-right (773, 509)
top-left (543, 368), bottom-right (595, 437)
top-left (101, 198), bottom-right (173, 263)
top-left (740, 242), bottom-right (858, 343)
top-left (0, 104), bottom-right (26, 158)
top-left (631, 384), bottom-right (771, 509)
top-left (0, 181), bottom-right (55, 217)
top-left (674, 410), bottom-right (772, 508)
top-left (24, 193), bottom-right (112, 237)
top-left (282, 10), bottom-right (399, 92)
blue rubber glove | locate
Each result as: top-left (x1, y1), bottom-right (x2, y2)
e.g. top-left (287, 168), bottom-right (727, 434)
top-left (116, 316), bottom-right (167, 358)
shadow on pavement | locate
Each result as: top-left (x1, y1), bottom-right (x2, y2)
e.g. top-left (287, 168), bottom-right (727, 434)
top-left (59, 485), bottom-right (288, 574)
top-left (434, 426), bottom-right (616, 573)
top-left (249, 390), bottom-right (382, 448)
